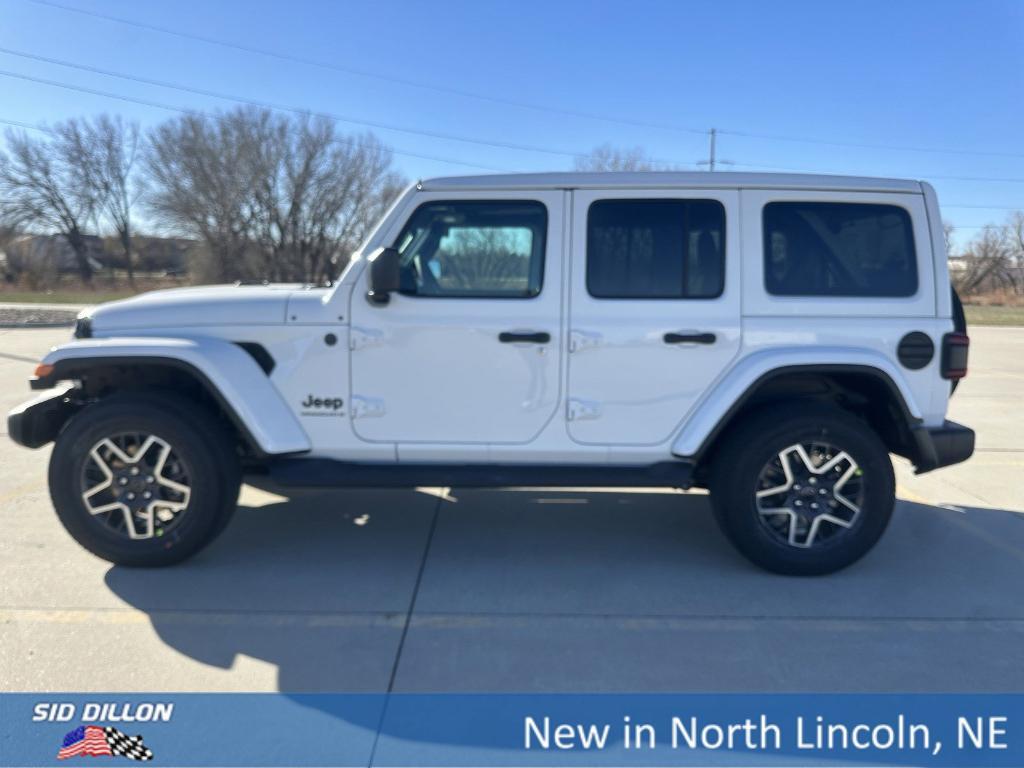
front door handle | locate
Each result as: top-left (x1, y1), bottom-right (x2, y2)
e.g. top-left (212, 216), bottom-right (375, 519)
top-left (664, 331), bottom-right (716, 345)
top-left (499, 331), bottom-right (551, 344)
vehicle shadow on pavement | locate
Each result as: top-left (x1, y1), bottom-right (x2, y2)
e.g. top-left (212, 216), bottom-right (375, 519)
top-left (103, 488), bottom-right (435, 691)
top-left (104, 489), bottom-right (1024, 698)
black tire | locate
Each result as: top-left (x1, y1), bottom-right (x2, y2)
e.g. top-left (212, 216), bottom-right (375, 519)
top-left (154, 394), bottom-right (241, 539)
top-left (708, 403), bottom-right (895, 576)
top-left (48, 392), bottom-right (240, 567)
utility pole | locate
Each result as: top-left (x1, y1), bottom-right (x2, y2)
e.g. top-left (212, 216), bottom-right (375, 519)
top-left (697, 127), bottom-right (732, 172)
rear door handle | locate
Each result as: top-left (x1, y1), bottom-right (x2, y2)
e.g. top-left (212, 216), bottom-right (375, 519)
top-left (499, 331), bottom-right (551, 344)
top-left (664, 331), bottom-right (716, 345)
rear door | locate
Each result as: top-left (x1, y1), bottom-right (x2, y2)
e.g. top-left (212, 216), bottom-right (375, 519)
top-left (567, 189), bottom-right (741, 445)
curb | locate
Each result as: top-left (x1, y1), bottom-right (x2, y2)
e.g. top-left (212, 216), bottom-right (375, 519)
top-left (0, 321), bottom-right (75, 329)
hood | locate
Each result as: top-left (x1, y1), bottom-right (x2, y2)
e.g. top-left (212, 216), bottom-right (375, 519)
top-left (85, 284), bottom-right (306, 333)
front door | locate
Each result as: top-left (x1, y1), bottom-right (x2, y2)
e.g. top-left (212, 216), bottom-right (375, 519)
top-left (567, 189), bottom-right (742, 446)
top-left (349, 192), bottom-right (564, 444)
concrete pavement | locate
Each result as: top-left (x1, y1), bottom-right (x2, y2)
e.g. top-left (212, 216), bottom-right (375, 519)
top-left (1, 326), bottom-right (1022, 693)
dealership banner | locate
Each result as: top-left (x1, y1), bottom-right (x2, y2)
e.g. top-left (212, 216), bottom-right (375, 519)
top-left (2, 693), bottom-right (1021, 766)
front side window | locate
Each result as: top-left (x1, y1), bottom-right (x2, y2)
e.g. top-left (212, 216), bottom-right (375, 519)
top-left (394, 200), bottom-right (547, 298)
top-left (586, 199), bottom-right (725, 299)
top-left (763, 202), bottom-right (917, 297)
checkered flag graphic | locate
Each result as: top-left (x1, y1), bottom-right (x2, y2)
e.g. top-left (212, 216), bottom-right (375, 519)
top-left (104, 727), bottom-right (154, 761)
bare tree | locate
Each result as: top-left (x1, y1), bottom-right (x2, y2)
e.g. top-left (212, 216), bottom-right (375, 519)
top-left (0, 222), bottom-right (19, 282)
top-left (86, 116), bottom-right (141, 286)
top-left (243, 112), bottom-right (403, 283)
top-left (146, 111), bottom-right (260, 282)
top-left (1010, 211), bottom-right (1024, 272)
top-left (430, 227), bottom-right (531, 292)
top-left (574, 144), bottom-right (659, 172)
top-left (943, 220), bottom-right (956, 255)
top-left (146, 107), bottom-right (403, 284)
top-left (0, 126), bottom-right (103, 283)
top-left (956, 225), bottom-right (1018, 295)
top-left (0, 222), bottom-right (17, 254)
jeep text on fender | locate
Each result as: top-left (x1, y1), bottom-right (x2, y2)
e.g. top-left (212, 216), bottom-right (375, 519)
top-left (7, 172), bottom-right (974, 574)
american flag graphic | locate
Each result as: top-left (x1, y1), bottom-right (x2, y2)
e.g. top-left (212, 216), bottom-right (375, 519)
top-left (57, 725), bottom-right (154, 761)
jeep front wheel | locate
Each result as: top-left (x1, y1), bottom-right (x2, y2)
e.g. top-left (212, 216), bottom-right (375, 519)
top-left (708, 404), bottom-right (895, 575)
top-left (48, 393), bottom-right (240, 567)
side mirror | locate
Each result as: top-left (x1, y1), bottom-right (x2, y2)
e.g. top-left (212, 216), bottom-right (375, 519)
top-left (366, 247), bottom-right (400, 305)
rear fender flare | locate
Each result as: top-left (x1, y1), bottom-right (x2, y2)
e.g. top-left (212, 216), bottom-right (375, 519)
top-left (671, 347), bottom-right (923, 459)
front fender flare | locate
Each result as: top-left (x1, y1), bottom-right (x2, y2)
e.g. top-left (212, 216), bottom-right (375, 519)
top-left (671, 347), bottom-right (923, 459)
top-left (32, 337), bottom-right (311, 455)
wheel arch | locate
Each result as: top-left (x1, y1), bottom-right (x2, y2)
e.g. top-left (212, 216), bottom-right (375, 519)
top-left (678, 362), bottom-right (926, 481)
top-left (29, 339), bottom-right (310, 456)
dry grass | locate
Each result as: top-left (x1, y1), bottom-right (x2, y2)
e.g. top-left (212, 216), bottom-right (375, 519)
top-left (0, 276), bottom-right (185, 305)
top-left (0, 289), bottom-right (136, 305)
top-left (961, 289), bottom-right (1024, 326)
top-left (964, 304), bottom-right (1024, 327)
top-left (961, 288), bottom-right (1024, 307)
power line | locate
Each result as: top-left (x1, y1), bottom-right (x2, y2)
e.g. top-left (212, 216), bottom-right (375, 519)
top-left (0, 73), bottom-right (538, 173)
top-left (0, 46), bottom-right (701, 170)
top-left (3, 62), bottom-right (1022, 194)
top-left (24, 0), bottom-right (1024, 162)
top-left (0, 48), bottom-right (599, 162)
top-left (720, 128), bottom-right (1024, 161)
top-left (2, 55), bottom-right (1022, 193)
top-left (23, 0), bottom-right (711, 139)
top-left (0, 117), bottom-right (45, 132)
top-left (5, 45), bottom-right (1021, 183)
top-left (0, 83), bottom-right (511, 173)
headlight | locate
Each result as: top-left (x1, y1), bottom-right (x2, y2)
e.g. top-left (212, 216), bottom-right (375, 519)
top-left (73, 316), bottom-right (92, 339)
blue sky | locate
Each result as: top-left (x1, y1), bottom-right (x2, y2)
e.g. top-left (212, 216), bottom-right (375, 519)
top-left (1, 0), bottom-right (1021, 247)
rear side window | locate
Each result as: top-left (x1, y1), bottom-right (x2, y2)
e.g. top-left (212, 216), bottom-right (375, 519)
top-left (763, 202), bottom-right (917, 297)
top-left (587, 199), bottom-right (725, 299)
top-left (394, 200), bottom-right (547, 298)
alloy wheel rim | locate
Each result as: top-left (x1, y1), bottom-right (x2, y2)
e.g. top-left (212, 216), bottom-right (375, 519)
top-left (79, 432), bottom-right (192, 540)
top-left (754, 441), bottom-right (864, 549)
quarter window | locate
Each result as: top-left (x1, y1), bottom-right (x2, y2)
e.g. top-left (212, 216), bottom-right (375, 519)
top-left (763, 202), bottom-right (917, 297)
top-left (586, 199), bottom-right (725, 299)
top-left (394, 200), bottom-right (547, 298)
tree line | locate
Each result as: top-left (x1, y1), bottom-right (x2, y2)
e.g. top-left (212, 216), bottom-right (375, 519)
top-left (948, 215), bottom-right (1024, 297)
top-left (0, 107), bottom-right (404, 286)
top-left (2, 122), bottom-right (1021, 296)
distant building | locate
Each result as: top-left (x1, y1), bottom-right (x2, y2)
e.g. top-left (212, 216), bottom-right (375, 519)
top-left (5, 234), bottom-right (106, 274)
top-left (2, 234), bottom-right (196, 280)
top-left (131, 236), bottom-right (194, 275)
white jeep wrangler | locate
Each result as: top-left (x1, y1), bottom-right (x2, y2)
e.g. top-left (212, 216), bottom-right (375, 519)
top-left (8, 172), bottom-right (974, 574)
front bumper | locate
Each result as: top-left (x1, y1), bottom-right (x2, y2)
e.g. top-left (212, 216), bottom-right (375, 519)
top-left (6, 385), bottom-right (80, 448)
top-left (912, 420), bottom-right (975, 474)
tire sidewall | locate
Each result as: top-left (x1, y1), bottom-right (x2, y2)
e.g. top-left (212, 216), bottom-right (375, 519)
top-left (49, 396), bottom-right (231, 566)
top-left (711, 407), bottom-right (895, 575)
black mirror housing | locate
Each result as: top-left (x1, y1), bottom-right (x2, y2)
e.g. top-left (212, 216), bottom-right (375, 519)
top-left (366, 247), bottom-right (400, 305)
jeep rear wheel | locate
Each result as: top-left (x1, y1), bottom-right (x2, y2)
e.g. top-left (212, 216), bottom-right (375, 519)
top-left (49, 393), bottom-right (240, 567)
top-left (708, 404), bottom-right (894, 575)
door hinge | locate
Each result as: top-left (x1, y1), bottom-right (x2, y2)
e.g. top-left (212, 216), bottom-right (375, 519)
top-left (350, 327), bottom-right (384, 351)
top-left (567, 398), bottom-right (601, 421)
top-left (569, 330), bottom-right (602, 353)
top-left (350, 395), bottom-right (386, 419)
